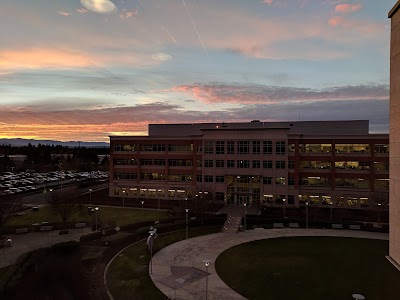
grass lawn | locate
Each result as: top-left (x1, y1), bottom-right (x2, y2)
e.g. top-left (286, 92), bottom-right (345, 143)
top-left (106, 226), bottom-right (221, 300)
top-left (0, 265), bottom-right (10, 280)
top-left (216, 237), bottom-right (400, 300)
top-left (6, 206), bottom-right (168, 227)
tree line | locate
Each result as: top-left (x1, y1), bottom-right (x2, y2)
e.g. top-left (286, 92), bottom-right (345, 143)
top-left (0, 144), bottom-right (109, 173)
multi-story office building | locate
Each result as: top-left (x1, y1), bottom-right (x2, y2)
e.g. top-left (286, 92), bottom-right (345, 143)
top-left (109, 120), bottom-right (388, 210)
top-left (389, 1), bottom-right (400, 269)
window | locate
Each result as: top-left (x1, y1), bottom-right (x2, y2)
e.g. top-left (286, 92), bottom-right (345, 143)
top-left (216, 141), bottom-right (225, 154)
top-left (288, 195), bottom-right (295, 205)
top-left (301, 177), bottom-right (329, 187)
top-left (115, 173), bottom-right (137, 180)
top-left (197, 160), bottom-right (202, 167)
top-left (276, 177), bottom-right (286, 185)
top-left (216, 176), bottom-right (225, 183)
top-left (227, 141), bottom-right (235, 154)
top-left (252, 160), bottom-right (261, 168)
top-left (374, 144), bottom-right (389, 153)
top-left (288, 144), bottom-right (296, 153)
top-left (227, 160), bottom-right (235, 168)
top-left (276, 141), bottom-right (286, 155)
top-left (334, 161), bottom-right (369, 170)
top-left (288, 160), bottom-right (294, 169)
top-left (276, 161), bottom-right (286, 169)
top-left (114, 158), bottom-right (137, 166)
top-left (168, 144), bottom-right (193, 152)
top-left (263, 141), bottom-right (272, 154)
top-left (168, 159), bottom-right (193, 166)
top-left (114, 144), bottom-right (138, 152)
top-left (263, 160), bottom-right (273, 169)
top-left (140, 144), bottom-right (166, 152)
top-left (197, 175), bottom-right (202, 182)
top-left (263, 177), bottom-right (272, 184)
top-left (237, 160), bottom-right (250, 168)
top-left (204, 175), bottom-right (214, 182)
top-left (237, 141), bottom-right (250, 154)
top-left (301, 161), bottom-right (331, 170)
top-left (300, 144), bottom-right (332, 153)
top-left (335, 144), bottom-right (370, 153)
top-left (204, 141), bottom-right (213, 154)
top-left (374, 161), bottom-right (389, 171)
top-left (288, 177), bottom-right (295, 185)
top-left (216, 160), bottom-right (225, 168)
top-left (204, 160), bottom-right (214, 167)
top-left (168, 174), bottom-right (192, 181)
top-left (335, 178), bottom-right (369, 188)
top-left (252, 141), bottom-right (261, 154)
top-left (141, 173), bottom-right (165, 180)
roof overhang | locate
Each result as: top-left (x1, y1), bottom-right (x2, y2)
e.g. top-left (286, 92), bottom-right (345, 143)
top-left (389, 1), bottom-right (400, 18)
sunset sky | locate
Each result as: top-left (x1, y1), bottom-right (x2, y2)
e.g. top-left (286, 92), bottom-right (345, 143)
top-left (0, 0), bottom-right (394, 142)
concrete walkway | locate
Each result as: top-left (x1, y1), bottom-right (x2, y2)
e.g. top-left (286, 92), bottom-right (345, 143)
top-left (0, 227), bottom-right (92, 268)
top-left (149, 228), bottom-right (388, 300)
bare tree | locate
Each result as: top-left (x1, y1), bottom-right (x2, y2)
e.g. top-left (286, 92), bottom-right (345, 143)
top-left (0, 195), bottom-right (22, 237)
top-left (47, 187), bottom-right (82, 231)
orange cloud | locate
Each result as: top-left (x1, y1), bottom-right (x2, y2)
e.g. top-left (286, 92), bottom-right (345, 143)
top-left (263, 0), bottom-right (273, 4)
top-left (328, 16), bottom-right (384, 34)
top-left (335, 3), bottom-right (363, 13)
top-left (0, 48), bottom-right (92, 70)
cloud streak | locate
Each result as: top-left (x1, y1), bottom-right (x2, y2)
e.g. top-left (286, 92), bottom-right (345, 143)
top-left (173, 83), bottom-right (389, 104)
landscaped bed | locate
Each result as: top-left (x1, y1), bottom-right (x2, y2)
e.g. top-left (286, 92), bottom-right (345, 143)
top-left (106, 226), bottom-right (221, 300)
top-left (216, 237), bottom-right (400, 300)
top-left (6, 206), bottom-right (168, 227)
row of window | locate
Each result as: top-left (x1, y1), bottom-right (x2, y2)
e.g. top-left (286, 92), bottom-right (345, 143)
top-left (290, 144), bottom-right (389, 154)
top-left (204, 141), bottom-right (285, 155)
top-left (114, 173), bottom-right (389, 189)
top-left (113, 144), bottom-right (193, 152)
top-left (114, 143), bottom-right (389, 154)
top-left (114, 158), bottom-right (389, 171)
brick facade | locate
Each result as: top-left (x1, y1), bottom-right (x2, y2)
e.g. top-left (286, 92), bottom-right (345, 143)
top-left (389, 1), bottom-right (400, 269)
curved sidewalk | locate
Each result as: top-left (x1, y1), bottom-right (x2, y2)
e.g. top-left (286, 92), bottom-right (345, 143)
top-left (149, 228), bottom-right (388, 300)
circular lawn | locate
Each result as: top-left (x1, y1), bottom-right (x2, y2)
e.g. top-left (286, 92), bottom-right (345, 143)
top-left (215, 237), bottom-right (400, 300)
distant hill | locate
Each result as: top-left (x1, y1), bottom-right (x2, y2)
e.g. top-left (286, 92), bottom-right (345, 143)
top-left (0, 138), bottom-right (109, 148)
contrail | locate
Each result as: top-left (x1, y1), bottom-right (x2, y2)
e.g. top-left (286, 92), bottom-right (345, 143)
top-left (161, 26), bottom-right (177, 44)
top-left (182, 0), bottom-right (208, 55)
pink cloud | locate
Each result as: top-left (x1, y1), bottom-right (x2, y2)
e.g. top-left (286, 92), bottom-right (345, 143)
top-left (263, 0), bottom-right (274, 4)
top-left (328, 16), bottom-right (384, 34)
top-left (335, 3), bottom-right (363, 13)
top-left (57, 11), bottom-right (71, 16)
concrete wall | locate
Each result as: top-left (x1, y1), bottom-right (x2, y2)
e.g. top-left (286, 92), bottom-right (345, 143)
top-left (389, 1), bottom-right (400, 267)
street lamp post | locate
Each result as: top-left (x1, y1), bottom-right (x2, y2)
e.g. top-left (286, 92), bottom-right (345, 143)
top-left (329, 202), bottom-right (333, 221)
top-left (306, 202), bottom-right (309, 229)
top-left (147, 228), bottom-right (157, 274)
top-left (282, 199), bottom-right (286, 219)
top-left (185, 208), bottom-right (189, 239)
top-left (95, 207), bottom-right (99, 231)
top-left (243, 203), bottom-right (247, 231)
top-left (203, 260), bottom-right (210, 300)
top-left (141, 201), bottom-right (144, 219)
top-left (89, 188), bottom-right (93, 205)
top-left (122, 190), bottom-right (126, 207)
top-left (377, 203), bottom-right (382, 226)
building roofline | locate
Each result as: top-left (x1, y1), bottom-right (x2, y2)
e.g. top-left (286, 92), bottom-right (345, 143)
top-left (389, 1), bottom-right (400, 18)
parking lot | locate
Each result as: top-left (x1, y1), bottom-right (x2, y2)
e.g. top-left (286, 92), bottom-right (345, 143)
top-left (0, 170), bottom-right (109, 196)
